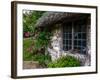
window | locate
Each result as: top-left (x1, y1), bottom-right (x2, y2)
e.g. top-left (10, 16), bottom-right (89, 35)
top-left (63, 19), bottom-right (87, 54)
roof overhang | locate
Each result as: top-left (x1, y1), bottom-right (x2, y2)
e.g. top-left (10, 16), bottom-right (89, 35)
top-left (35, 12), bottom-right (90, 28)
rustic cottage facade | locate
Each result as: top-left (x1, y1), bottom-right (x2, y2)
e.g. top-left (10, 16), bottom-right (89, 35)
top-left (35, 12), bottom-right (91, 66)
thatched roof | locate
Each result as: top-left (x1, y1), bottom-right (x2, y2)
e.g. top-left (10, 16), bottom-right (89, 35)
top-left (35, 12), bottom-right (89, 28)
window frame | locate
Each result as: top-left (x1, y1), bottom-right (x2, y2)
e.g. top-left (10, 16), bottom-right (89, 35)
top-left (63, 19), bottom-right (87, 54)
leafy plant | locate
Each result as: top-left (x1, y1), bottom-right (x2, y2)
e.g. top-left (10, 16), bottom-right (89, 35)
top-left (35, 30), bottom-right (52, 48)
top-left (32, 53), bottom-right (51, 67)
top-left (23, 10), bottom-right (45, 36)
top-left (32, 28), bottom-right (53, 55)
top-left (48, 56), bottom-right (80, 68)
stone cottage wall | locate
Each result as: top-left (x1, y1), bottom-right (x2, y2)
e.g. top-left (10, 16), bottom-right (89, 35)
top-left (85, 17), bottom-right (91, 66)
top-left (87, 18), bottom-right (91, 55)
top-left (48, 24), bottom-right (63, 61)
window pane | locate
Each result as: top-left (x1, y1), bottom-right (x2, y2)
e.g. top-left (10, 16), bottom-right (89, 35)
top-left (81, 41), bottom-right (86, 47)
top-left (74, 33), bottom-right (78, 39)
top-left (78, 33), bottom-right (81, 39)
top-left (63, 40), bottom-right (66, 44)
top-left (65, 34), bottom-right (68, 39)
top-left (82, 33), bottom-right (86, 39)
top-left (66, 40), bottom-right (68, 45)
top-left (68, 40), bottom-right (71, 45)
top-left (78, 40), bottom-right (81, 46)
top-left (74, 40), bottom-right (77, 45)
top-left (68, 46), bottom-right (71, 50)
top-left (66, 46), bottom-right (68, 51)
top-left (69, 33), bottom-right (72, 39)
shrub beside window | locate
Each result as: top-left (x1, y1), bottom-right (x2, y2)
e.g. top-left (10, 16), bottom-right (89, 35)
top-left (48, 55), bottom-right (81, 68)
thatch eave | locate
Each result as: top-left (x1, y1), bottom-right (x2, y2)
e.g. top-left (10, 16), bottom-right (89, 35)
top-left (35, 12), bottom-right (89, 28)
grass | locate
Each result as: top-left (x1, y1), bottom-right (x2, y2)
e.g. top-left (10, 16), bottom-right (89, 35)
top-left (23, 37), bottom-right (34, 61)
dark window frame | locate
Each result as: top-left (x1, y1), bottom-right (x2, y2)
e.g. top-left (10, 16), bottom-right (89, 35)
top-left (63, 19), bottom-right (87, 54)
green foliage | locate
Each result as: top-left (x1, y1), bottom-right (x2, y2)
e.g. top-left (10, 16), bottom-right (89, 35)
top-left (23, 38), bottom-right (33, 48)
top-left (32, 53), bottom-right (51, 67)
top-left (23, 10), bottom-right (45, 34)
top-left (23, 38), bottom-right (51, 67)
top-left (23, 38), bottom-right (34, 60)
top-left (48, 56), bottom-right (80, 68)
top-left (34, 29), bottom-right (53, 49)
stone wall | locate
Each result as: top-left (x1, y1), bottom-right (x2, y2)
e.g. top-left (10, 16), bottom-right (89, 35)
top-left (86, 17), bottom-right (91, 66)
top-left (48, 24), bottom-right (62, 61)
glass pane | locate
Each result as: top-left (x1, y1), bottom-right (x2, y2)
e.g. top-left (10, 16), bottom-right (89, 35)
top-left (78, 40), bottom-right (81, 46)
top-left (74, 40), bottom-right (77, 46)
top-left (81, 41), bottom-right (86, 47)
top-left (65, 34), bottom-right (68, 39)
top-left (82, 33), bottom-right (86, 39)
top-left (68, 40), bottom-right (71, 45)
top-left (74, 33), bottom-right (78, 39)
top-left (68, 46), bottom-right (71, 50)
top-left (78, 33), bottom-right (81, 39)
top-left (66, 40), bottom-right (68, 45)
top-left (63, 40), bottom-right (65, 44)
top-left (66, 46), bottom-right (68, 51)
top-left (69, 33), bottom-right (72, 39)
